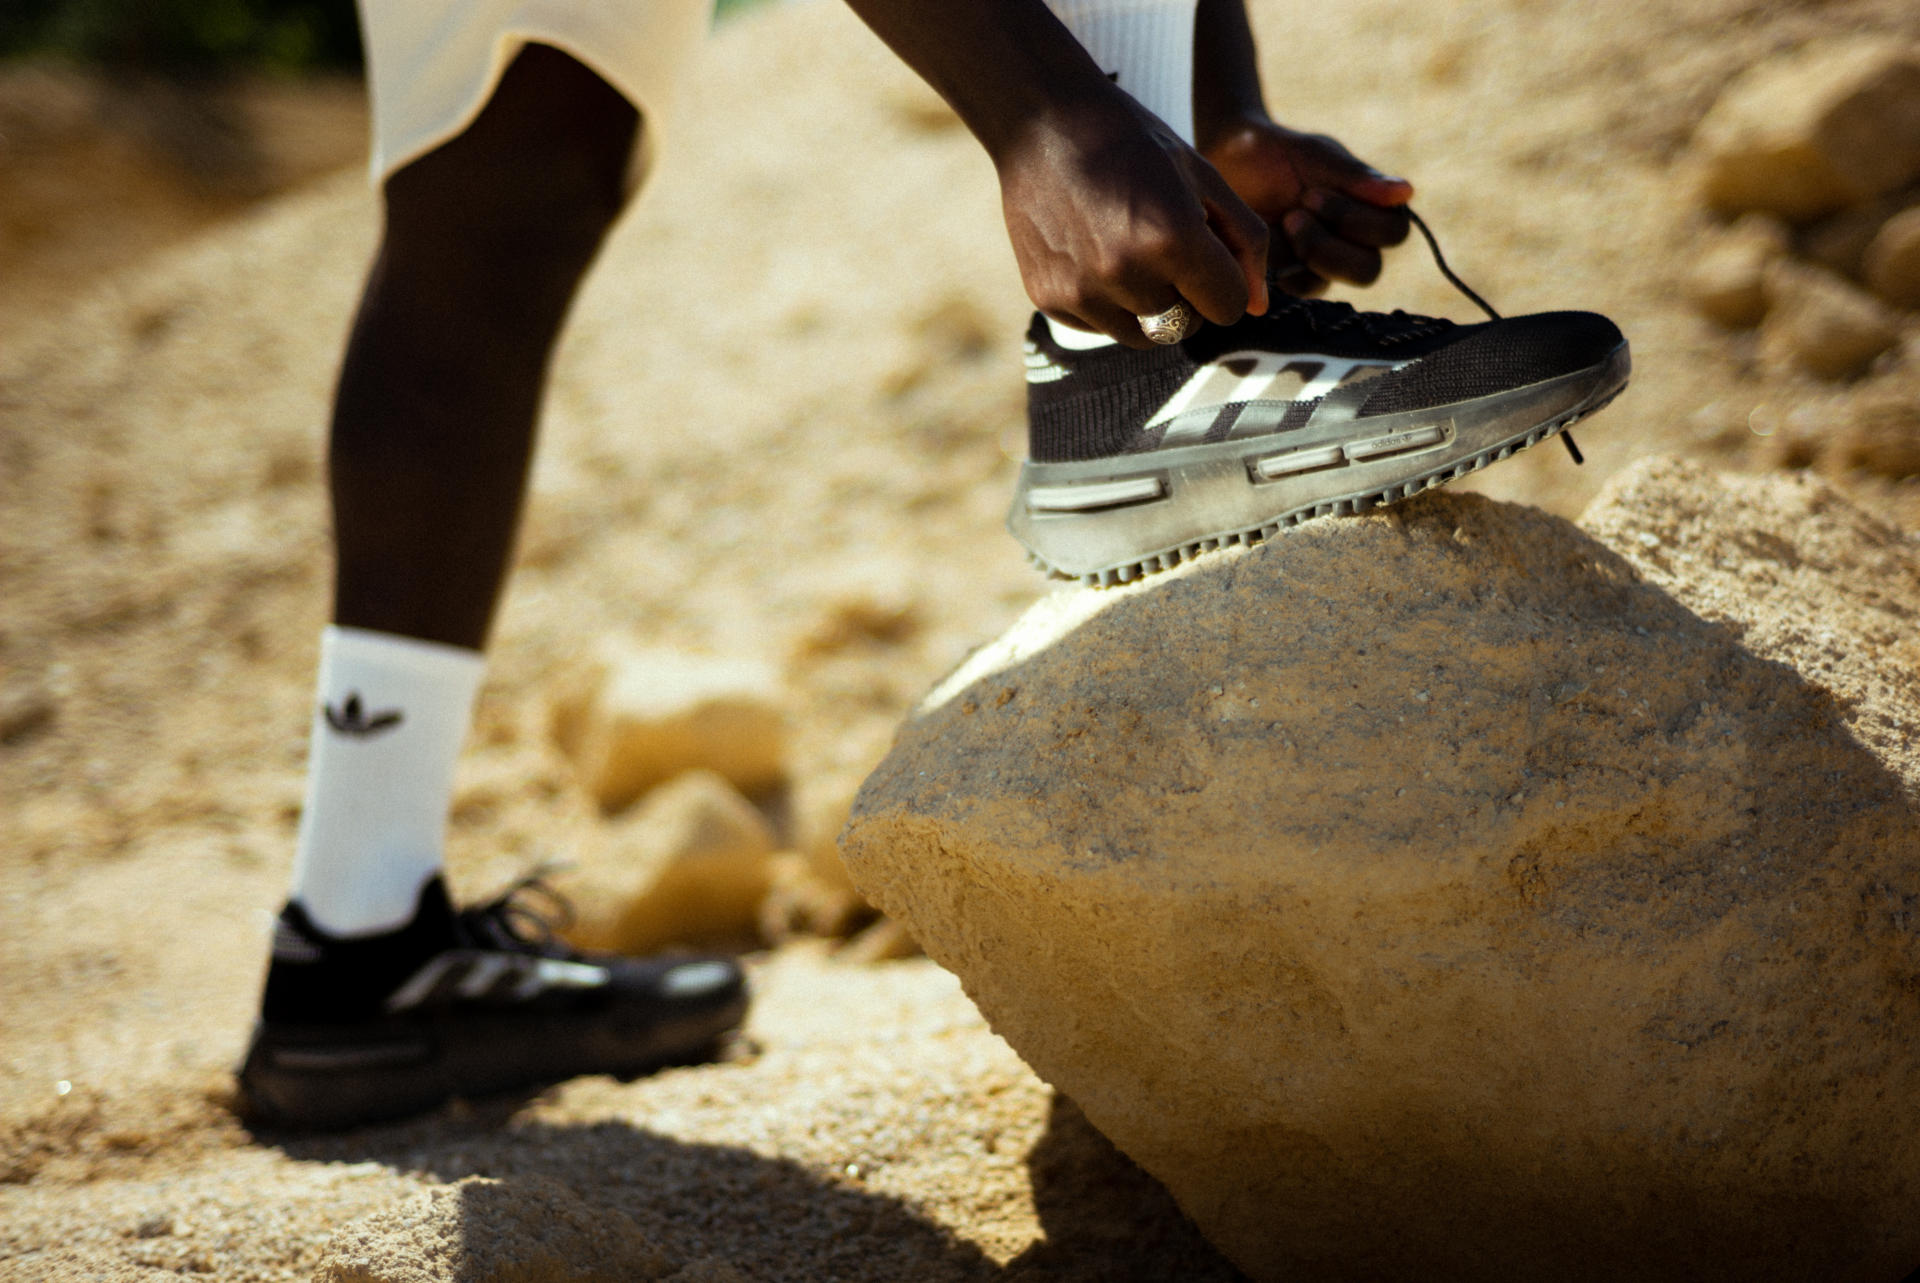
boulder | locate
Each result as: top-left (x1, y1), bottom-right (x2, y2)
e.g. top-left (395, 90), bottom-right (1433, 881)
top-left (1761, 259), bottom-right (1901, 378)
top-left (1684, 214), bottom-right (1788, 328)
top-left (1865, 205), bottom-right (1920, 308)
top-left (843, 460), bottom-right (1920, 1283)
top-left (551, 644), bottom-right (788, 812)
top-left (1693, 36), bottom-right (1920, 221)
top-left (314, 1175), bottom-right (674, 1283)
top-left (557, 770), bottom-right (776, 954)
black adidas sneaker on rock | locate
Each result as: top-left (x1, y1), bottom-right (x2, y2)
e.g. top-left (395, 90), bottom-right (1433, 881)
top-left (1011, 257), bottom-right (1629, 585)
top-left (237, 875), bottom-right (747, 1131)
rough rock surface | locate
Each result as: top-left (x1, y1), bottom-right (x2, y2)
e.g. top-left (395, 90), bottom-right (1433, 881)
top-left (1761, 259), bottom-right (1902, 378)
top-left (1865, 204), bottom-right (1920, 308)
top-left (551, 645), bottom-right (789, 812)
top-left (844, 459), bottom-right (1920, 1283)
top-left (1693, 35), bottom-right (1920, 221)
top-left (313, 1175), bottom-right (675, 1283)
top-left (556, 769), bottom-right (776, 954)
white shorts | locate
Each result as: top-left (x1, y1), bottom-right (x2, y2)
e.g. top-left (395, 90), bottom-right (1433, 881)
top-left (355, 0), bottom-right (713, 184)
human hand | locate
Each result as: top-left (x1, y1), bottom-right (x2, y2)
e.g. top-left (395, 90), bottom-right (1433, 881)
top-left (1200, 117), bottom-right (1413, 297)
top-left (995, 97), bottom-right (1270, 349)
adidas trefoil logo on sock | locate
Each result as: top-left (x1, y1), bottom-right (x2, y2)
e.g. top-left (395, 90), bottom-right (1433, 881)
top-left (323, 692), bottom-right (405, 738)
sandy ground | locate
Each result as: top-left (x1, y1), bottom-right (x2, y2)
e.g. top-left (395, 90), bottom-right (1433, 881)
top-left (2, 0), bottom-right (1916, 1278)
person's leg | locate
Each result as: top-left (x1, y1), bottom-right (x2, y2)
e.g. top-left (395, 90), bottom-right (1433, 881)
top-left (243, 44), bottom-right (746, 1130)
top-left (332, 42), bottom-right (638, 652)
top-left (288, 45), bottom-right (636, 938)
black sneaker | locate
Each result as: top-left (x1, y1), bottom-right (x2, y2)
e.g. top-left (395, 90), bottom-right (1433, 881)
top-left (1010, 226), bottom-right (1629, 584)
top-left (237, 874), bottom-right (747, 1131)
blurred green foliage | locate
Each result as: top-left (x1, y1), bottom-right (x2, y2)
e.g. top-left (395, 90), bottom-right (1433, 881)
top-left (0, 0), bottom-right (778, 74)
top-left (0, 0), bottom-right (363, 72)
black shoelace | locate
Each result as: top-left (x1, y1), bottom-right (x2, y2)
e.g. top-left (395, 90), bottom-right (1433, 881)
top-left (1265, 295), bottom-right (1453, 346)
top-left (1264, 209), bottom-right (1583, 465)
top-left (1405, 208), bottom-right (1582, 465)
top-left (460, 864), bottom-right (581, 958)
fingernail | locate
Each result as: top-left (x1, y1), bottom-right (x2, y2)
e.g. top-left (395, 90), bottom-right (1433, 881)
top-left (1303, 189), bottom-right (1326, 213)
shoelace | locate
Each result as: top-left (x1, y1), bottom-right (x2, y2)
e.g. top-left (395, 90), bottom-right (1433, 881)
top-left (1405, 207), bottom-right (1583, 465)
top-left (1264, 209), bottom-right (1582, 466)
top-left (1264, 295), bottom-right (1453, 347)
top-left (460, 862), bottom-right (580, 957)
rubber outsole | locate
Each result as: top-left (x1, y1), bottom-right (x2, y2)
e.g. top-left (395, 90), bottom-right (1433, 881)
top-left (1011, 344), bottom-right (1629, 586)
top-left (237, 989), bottom-right (749, 1132)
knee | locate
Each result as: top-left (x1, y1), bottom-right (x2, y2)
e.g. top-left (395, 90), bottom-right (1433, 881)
top-left (381, 45), bottom-right (640, 288)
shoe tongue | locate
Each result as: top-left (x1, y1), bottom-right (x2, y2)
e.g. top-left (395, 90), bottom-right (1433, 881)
top-left (1264, 295), bottom-right (1452, 346)
top-left (412, 876), bottom-right (460, 938)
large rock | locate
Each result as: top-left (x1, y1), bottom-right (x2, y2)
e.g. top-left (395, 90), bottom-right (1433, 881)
top-left (1693, 36), bottom-right (1920, 221)
top-left (843, 460), bottom-right (1920, 1283)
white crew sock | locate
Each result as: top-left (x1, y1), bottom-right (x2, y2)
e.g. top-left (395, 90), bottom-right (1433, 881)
top-left (1043, 0), bottom-right (1200, 351)
top-left (1046, 0), bottom-right (1199, 144)
top-left (287, 625), bottom-right (486, 937)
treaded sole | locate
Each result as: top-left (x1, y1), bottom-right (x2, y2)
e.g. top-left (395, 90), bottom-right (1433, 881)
top-left (237, 991), bottom-right (749, 1132)
top-left (1022, 371), bottom-right (1628, 588)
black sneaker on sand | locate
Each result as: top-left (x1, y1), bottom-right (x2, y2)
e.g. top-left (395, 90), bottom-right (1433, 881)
top-left (237, 875), bottom-right (747, 1131)
top-left (1011, 238), bottom-right (1629, 585)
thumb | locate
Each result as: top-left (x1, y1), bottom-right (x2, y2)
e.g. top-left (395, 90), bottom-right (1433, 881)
top-left (1342, 170), bottom-right (1415, 207)
top-left (1196, 166), bottom-right (1270, 318)
top-left (1293, 133), bottom-right (1415, 207)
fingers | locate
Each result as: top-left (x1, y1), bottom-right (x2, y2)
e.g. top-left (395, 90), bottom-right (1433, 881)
top-left (1195, 169), bottom-right (1270, 319)
top-left (1043, 303), bottom-right (1158, 350)
top-left (1267, 235), bottom-right (1328, 298)
top-left (1289, 132), bottom-right (1415, 208)
top-left (1082, 189), bottom-right (1267, 339)
top-left (1304, 189), bottom-right (1411, 248)
top-left (1341, 170), bottom-right (1415, 208)
top-left (1282, 208), bottom-right (1386, 288)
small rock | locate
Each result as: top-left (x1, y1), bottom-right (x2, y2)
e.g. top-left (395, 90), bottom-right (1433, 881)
top-left (1798, 197), bottom-right (1905, 280)
top-left (791, 768), bottom-right (869, 897)
top-left (0, 679), bottom-right (56, 746)
top-left (1686, 214), bottom-right (1788, 327)
top-left (1761, 259), bottom-right (1901, 378)
top-left (1831, 365), bottom-right (1920, 478)
top-left (835, 915), bottom-right (921, 965)
top-left (787, 560), bottom-right (921, 659)
top-left (314, 1175), bottom-right (674, 1283)
top-left (557, 770), bottom-right (776, 955)
top-left (759, 852), bottom-right (870, 943)
top-left (1864, 205), bottom-right (1920, 308)
top-left (1693, 36), bottom-right (1920, 221)
top-left (551, 643), bottom-right (787, 812)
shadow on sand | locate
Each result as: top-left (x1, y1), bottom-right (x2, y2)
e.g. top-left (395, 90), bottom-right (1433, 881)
top-left (270, 1086), bottom-right (1244, 1280)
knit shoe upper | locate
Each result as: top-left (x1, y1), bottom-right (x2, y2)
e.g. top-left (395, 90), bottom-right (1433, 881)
top-left (240, 875), bottom-right (747, 1130)
top-left (1011, 281), bottom-right (1629, 585)
top-left (1024, 298), bottom-right (1625, 464)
